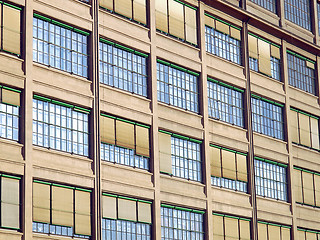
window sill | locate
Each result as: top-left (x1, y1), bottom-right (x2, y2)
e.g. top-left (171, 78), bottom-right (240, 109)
top-left (33, 145), bottom-right (92, 163)
top-left (283, 20), bottom-right (314, 40)
top-left (250, 69), bottom-right (283, 85)
top-left (0, 228), bottom-right (22, 235)
top-left (208, 117), bottom-right (247, 132)
top-left (160, 172), bottom-right (205, 187)
top-left (211, 185), bottom-right (250, 197)
top-left (156, 31), bottom-right (200, 51)
top-left (246, 1), bottom-right (279, 21)
top-left (0, 51), bottom-right (23, 63)
top-left (33, 62), bottom-right (91, 84)
top-left (158, 101), bottom-right (201, 118)
top-left (296, 202), bottom-right (320, 210)
top-left (292, 142), bottom-right (320, 154)
top-left (0, 137), bottom-right (22, 148)
top-left (33, 232), bottom-right (85, 240)
top-left (256, 195), bottom-right (290, 205)
top-left (253, 131), bottom-right (287, 145)
top-left (71, 0), bottom-right (91, 7)
top-left (101, 160), bottom-right (152, 175)
top-left (288, 85), bottom-right (318, 99)
top-left (206, 51), bottom-right (244, 70)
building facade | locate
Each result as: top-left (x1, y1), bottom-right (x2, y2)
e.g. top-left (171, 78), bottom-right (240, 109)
top-left (0, 0), bottom-right (320, 239)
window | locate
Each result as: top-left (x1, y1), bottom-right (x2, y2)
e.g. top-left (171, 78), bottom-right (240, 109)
top-left (258, 221), bottom-right (291, 240)
top-left (249, 0), bottom-right (276, 13)
top-left (251, 94), bottom-right (284, 140)
top-left (0, 2), bottom-right (21, 56)
top-left (290, 108), bottom-right (319, 151)
top-left (0, 85), bottom-right (21, 141)
top-left (255, 157), bottom-right (287, 201)
top-left (213, 213), bottom-right (250, 240)
top-left (99, 39), bottom-right (148, 97)
top-left (294, 167), bottom-right (320, 208)
top-left (100, 0), bottom-right (147, 26)
top-left (33, 14), bottom-right (89, 78)
top-left (157, 59), bottom-right (199, 113)
top-left (33, 95), bottom-right (90, 156)
top-left (0, 174), bottom-right (20, 230)
top-left (248, 33), bottom-right (281, 81)
top-left (159, 130), bottom-right (202, 182)
top-left (102, 193), bottom-right (152, 240)
top-left (284, 0), bottom-right (311, 30)
top-left (210, 145), bottom-right (247, 192)
top-left (207, 78), bottom-right (244, 127)
top-left (205, 13), bottom-right (241, 65)
top-left (298, 228), bottom-right (320, 239)
top-left (287, 50), bottom-right (316, 95)
top-left (32, 180), bottom-right (91, 238)
top-left (155, 0), bottom-right (197, 46)
top-left (100, 113), bottom-right (150, 170)
top-left (161, 204), bottom-right (204, 240)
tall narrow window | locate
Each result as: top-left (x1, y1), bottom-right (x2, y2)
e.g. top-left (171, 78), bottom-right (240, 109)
top-left (0, 2), bottom-right (21, 56)
top-left (250, 0), bottom-right (277, 13)
top-left (208, 78), bottom-right (244, 127)
top-left (99, 39), bottom-right (148, 97)
top-left (33, 95), bottom-right (90, 157)
top-left (161, 204), bottom-right (204, 240)
top-left (284, 0), bottom-right (311, 30)
top-left (257, 221), bottom-right (291, 240)
top-left (205, 13), bottom-right (242, 65)
top-left (287, 50), bottom-right (316, 95)
top-left (0, 85), bottom-right (20, 141)
top-left (255, 157), bottom-right (287, 201)
top-left (298, 228), bottom-right (320, 239)
top-left (155, 0), bottom-right (197, 46)
top-left (294, 167), bottom-right (320, 208)
top-left (290, 108), bottom-right (319, 151)
top-left (248, 33), bottom-right (281, 81)
top-left (0, 174), bottom-right (20, 230)
top-left (100, 0), bottom-right (147, 26)
top-left (210, 145), bottom-right (248, 192)
top-left (213, 213), bottom-right (251, 240)
top-left (100, 113), bottom-right (150, 170)
top-left (32, 180), bottom-right (91, 238)
top-left (251, 94), bottom-right (284, 140)
top-left (159, 130), bottom-right (202, 182)
top-left (33, 14), bottom-right (89, 78)
top-left (157, 59), bottom-right (199, 113)
top-left (102, 193), bottom-right (152, 240)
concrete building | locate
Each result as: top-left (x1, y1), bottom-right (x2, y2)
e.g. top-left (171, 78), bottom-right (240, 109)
top-left (0, 0), bottom-right (320, 239)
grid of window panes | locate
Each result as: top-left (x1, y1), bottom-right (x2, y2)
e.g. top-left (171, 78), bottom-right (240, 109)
top-left (33, 17), bottom-right (88, 77)
top-left (33, 222), bottom-right (89, 239)
top-left (157, 62), bottom-right (199, 113)
top-left (249, 57), bottom-right (281, 81)
top-left (101, 142), bottom-right (149, 170)
top-left (251, 97), bottom-right (284, 140)
top-left (32, 98), bottom-right (89, 156)
top-left (255, 159), bottom-right (287, 201)
top-left (211, 176), bottom-right (247, 192)
top-left (171, 136), bottom-right (201, 182)
top-left (250, 0), bottom-right (276, 13)
top-left (284, 0), bottom-right (311, 30)
top-left (99, 41), bottom-right (148, 97)
top-left (102, 218), bottom-right (151, 240)
top-left (207, 80), bottom-right (244, 127)
top-left (205, 26), bottom-right (241, 65)
top-left (161, 206), bottom-right (204, 240)
top-left (0, 103), bottom-right (19, 141)
top-left (287, 52), bottom-right (315, 95)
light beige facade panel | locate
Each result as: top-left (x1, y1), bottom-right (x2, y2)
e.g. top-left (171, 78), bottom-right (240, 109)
top-left (292, 145), bottom-right (320, 172)
top-left (100, 85), bottom-right (152, 125)
top-left (257, 198), bottom-right (292, 225)
top-left (33, 0), bottom-right (92, 31)
top-left (160, 175), bottom-right (206, 201)
top-left (211, 188), bottom-right (252, 216)
top-left (32, 65), bottom-right (93, 107)
top-left (101, 163), bottom-right (153, 189)
top-left (158, 104), bottom-right (203, 134)
top-left (296, 205), bottom-right (320, 230)
top-left (155, 34), bottom-right (201, 71)
top-left (246, 3), bottom-right (279, 26)
top-left (0, 159), bottom-right (24, 176)
top-left (203, 4), bottom-right (242, 27)
top-left (208, 120), bottom-right (248, 152)
top-left (0, 230), bottom-right (22, 240)
top-left (288, 87), bottom-right (319, 114)
top-left (0, 54), bottom-right (24, 80)
top-left (250, 72), bottom-right (285, 102)
top-left (283, 21), bottom-right (314, 43)
top-left (206, 55), bottom-right (246, 89)
top-left (0, 139), bottom-right (23, 164)
top-left (99, 10), bottom-right (150, 50)
top-left (253, 133), bottom-right (288, 164)
top-left (9, 0), bottom-right (25, 7)
top-left (248, 25), bottom-right (281, 45)
top-left (0, 73), bottom-right (24, 90)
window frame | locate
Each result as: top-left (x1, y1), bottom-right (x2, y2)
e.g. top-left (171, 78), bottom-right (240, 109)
top-left (284, 0), bottom-right (311, 31)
